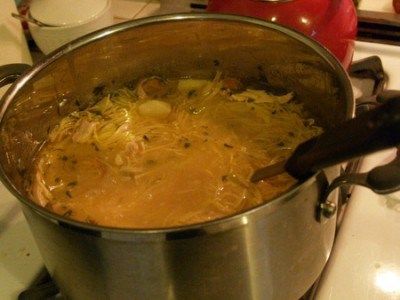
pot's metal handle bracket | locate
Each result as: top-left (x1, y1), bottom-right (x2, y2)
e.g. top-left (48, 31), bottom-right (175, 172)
top-left (0, 63), bottom-right (31, 88)
top-left (349, 55), bottom-right (386, 97)
top-left (319, 151), bottom-right (400, 221)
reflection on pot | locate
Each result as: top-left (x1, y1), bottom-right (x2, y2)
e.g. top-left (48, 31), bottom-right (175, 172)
top-left (207, 0), bottom-right (358, 69)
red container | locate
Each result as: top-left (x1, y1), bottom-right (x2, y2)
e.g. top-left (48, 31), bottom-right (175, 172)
top-left (207, 0), bottom-right (358, 69)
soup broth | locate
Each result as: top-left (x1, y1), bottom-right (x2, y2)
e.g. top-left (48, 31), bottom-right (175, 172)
top-left (29, 74), bottom-right (322, 228)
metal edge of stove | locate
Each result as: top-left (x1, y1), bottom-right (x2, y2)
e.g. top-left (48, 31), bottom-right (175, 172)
top-left (357, 10), bottom-right (400, 46)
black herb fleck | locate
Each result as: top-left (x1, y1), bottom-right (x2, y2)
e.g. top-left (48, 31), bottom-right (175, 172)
top-left (143, 135), bottom-right (149, 141)
top-left (61, 155), bottom-right (68, 161)
top-left (71, 159), bottom-right (78, 164)
top-left (277, 141), bottom-right (285, 147)
top-left (224, 143), bottom-right (234, 149)
top-left (93, 84), bottom-right (105, 96)
top-left (184, 142), bottom-right (191, 148)
top-left (17, 168), bottom-right (26, 177)
top-left (213, 59), bottom-right (220, 66)
top-left (271, 110), bottom-right (277, 115)
top-left (146, 159), bottom-right (156, 166)
top-left (124, 80), bottom-right (136, 90)
top-left (92, 110), bottom-right (103, 117)
top-left (288, 131), bottom-right (295, 137)
top-left (110, 91), bottom-right (119, 98)
top-left (188, 89), bottom-right (196, 98)
top-left (75, 99), bottom-right (81, 107)
top-left (221, 175), bottom-right (228, 181)
top-left (56, 104), bottom-right (61, 116)
top-left (55, 177), bottom-right (61, 183)
top-left (67, 181), bottom-right (78, 187)
top-left (246, 98), bottom-right (255, 103)
top-left (65, 191), bottom-right (72, 198)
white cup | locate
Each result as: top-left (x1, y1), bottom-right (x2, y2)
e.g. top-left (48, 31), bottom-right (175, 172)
top-left (29, 0), bottom-right (113, 54)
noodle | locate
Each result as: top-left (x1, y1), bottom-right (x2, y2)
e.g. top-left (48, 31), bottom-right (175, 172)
top-left (28, 74), bottom-right (322, 228)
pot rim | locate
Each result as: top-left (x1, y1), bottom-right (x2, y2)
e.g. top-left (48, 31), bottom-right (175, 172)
top-left (0, 13), bottom-right (354, 239)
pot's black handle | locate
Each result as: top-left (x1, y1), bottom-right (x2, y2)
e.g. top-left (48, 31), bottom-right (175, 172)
top-left (286, 97), bottom-right (400, 180)
top-left (366, 154), bottom-right (400, 194)
top-left (0, 63), bottom-right (31, 88)
top-left (377, 90), bottom-right (400, 104)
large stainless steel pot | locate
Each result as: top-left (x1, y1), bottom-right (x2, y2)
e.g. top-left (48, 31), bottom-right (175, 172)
top-left (0, 14), bottom-right (354, 299)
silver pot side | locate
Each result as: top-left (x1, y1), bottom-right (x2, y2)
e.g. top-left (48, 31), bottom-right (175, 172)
top-left (0, 14), bottom-right (353, 299)
top-left (22, 175), bottom-right (337, 299)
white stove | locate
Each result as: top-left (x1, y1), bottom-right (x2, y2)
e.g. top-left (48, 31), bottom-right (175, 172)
top-left (1, 0), bottom-right (400, 299)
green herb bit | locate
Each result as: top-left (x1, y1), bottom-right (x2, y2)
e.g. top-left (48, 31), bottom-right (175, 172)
top-left (67, 181), bottom-right (78, 187)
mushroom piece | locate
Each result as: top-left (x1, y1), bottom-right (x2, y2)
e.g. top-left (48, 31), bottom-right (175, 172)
top-left (137, 77), bottom-right (171, 99)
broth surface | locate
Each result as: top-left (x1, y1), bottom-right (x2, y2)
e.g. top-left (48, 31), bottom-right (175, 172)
top-left (29, 74), bottom-right (322, 228)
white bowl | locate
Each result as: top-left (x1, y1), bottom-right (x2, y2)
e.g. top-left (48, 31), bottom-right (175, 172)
top-left (29, 0), bottom-right (113, 54)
